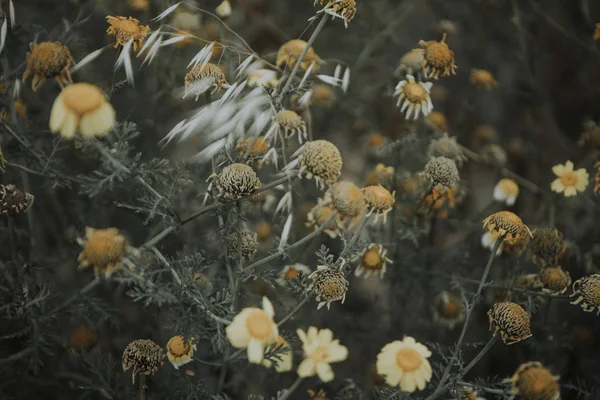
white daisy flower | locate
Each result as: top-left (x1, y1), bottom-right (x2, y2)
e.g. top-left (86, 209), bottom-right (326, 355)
top-left (376, 336), bottom-right (432, 393)
top-left (296, 327), bottom-right (348, 382)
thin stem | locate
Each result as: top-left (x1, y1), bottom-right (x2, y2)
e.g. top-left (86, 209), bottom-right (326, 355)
top-left (276, 13), bottom-right (328, 104)
top-left (336, 213), bottom-right (371, 269)
top-left (278, 376), bottom-right (304, 400)
top-left (138, 374), bottom-right (146, 400)
top-left (433, 236), bottom-right (503, 394)
top-left (277, 297), bottom-right (309, 327)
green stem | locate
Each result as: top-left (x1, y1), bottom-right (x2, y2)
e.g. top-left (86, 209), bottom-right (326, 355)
top-left (278, 376), bottom-right (304, 400)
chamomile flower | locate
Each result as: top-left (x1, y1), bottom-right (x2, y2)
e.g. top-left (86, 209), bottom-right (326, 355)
top-left (550, 160), bottom-right (589, 197)
top-left (297, 327), bottom-right (348, 382)
top-left (394, 75), bottom-right (433, 119)
top-left (493, 179), bottom-right (519, 206)
top-left (376, 337), bottom-right (432, 392)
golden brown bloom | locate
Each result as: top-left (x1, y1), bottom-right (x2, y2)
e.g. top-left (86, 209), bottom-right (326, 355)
top-left (77, 227), bottom-right (136, 278)
top-left (394, 75), bottom-right (433, 119)
top-left (355, 243), bottom-right (392, 279)
top-left (324, 181), bottom-right (366, 220)
top-left (210, 163), bottom-right (261, 199)
top-left (0, 184), bottom-right (34, 217)
top-left (418, 34), bottom-right (457, 79)
top-left (128, 0), bottom-right (149, 11)
top-left (421, 186), bottom-right (456, 219)
top-left (487, 302), bottom-right (532, 344)
top-left (184, 63), bottom-right (227, 98)
top-left (424, 156), bottom-right (459, 188)
top-left (227, 230), bottom-right (258, 260)
top-left (482, 211), bottom-right (532, 248)
top-left (106, 16), bottom-right (150, 51)
top-left (298, 140), bottom-right (343, 188)
top-left (308, 266), bottom-right (349, 310)
top-left (166, 336), bottom-right (196, 369)
top-left (570, 274), bottom-right (600, 314)
top-left (68, 326), bottom-right (98, 354)
top-left (23, 41), bottom-right (74, 92)
top-left (49, 83), bottom-right (116, 139)
top-left (433, 292), bottom-right (464, 329)
top-left (509, 362), bottom-right (560, 400)
top-left (470, 68), bottom-right (498, 90)
top-left (306, 203), bottom-right (344, 238)
top-left (539, 266), bottom-right (571, 294)
top-left (276, 40), bottom-right (323, 72)
top-left (277, 263), bottom-right (312, 286)
top-left (315, 0), bottom-right (356, 28)
top-left (122, 339), bottom-right (165, 383)
top-left (274, 110), bottom-right (307, 142)
top-left (362, 185), bottom-right (394, 223)
top-left (311, 84), bottom-right (336, 107)
top-left (236, 136), bottom-right (269, 164)
top-left (528, 228), bottom-right (566, 267)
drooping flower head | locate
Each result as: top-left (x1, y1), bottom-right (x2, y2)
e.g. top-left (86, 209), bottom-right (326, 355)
top-left (184, 63), bottom-right (227, 98)
top-left (482, 211), bottom-right (532, 248)
top-left (570, 274), bottom-right (600, 314)
top-left (0, 184), bottom-right (34, 217)
top-left (539, 266), bottom-right (571, 294)
top-left (354, 243), bottom-right (392, 279)
top-left (273, 110), bottom-right (307, 143)
top-left (394, 75), bottom-right (433, 119)
top-left (297, 327), bottom-right (348, 382)
top-left (528, 228), bottom-right (566, 267)
top-left (210, 163), bottom-right (261, 199)
top-left (166, 336), bottom-right (196, 369)
top-left (509, 362), bottom-right (560, 400)
top-left (306, 203), bottom-right (344, 238)
top-left (376, 336), bottom-right (432, 393)
top-left (23, 41), bottom-right (74, 92)
top-left (487, 302), bottom-right (532, 344)
top-left (470, 68), bottom-right (498, 90)
top-left (418, 34), bottom-right (457, 79)
top-left (122, 339), bottom-right (165, 383)
top-left (297, 140), bottom-right (343, 188)
top-left (77, 227), bottom-right (137, 278)
top-left (362, 185), bottom-right (395, 223)
top-left (308, 265), bottom-right (349, 310)
top-left (314, 0), bottom-right (357, 28)
top-left (324, 181), bottom-right (366, 220)
top-left (276, 40), bottom-right (323, 72)
top-left (550, 160), bottom-right (589, 197)
top-left (106, 16), bottom-right (150, 51)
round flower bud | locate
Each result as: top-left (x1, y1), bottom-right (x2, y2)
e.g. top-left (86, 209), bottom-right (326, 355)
top-left (539, 266), bottom-right (571, 294)
top-left (427, 135), bottom-right (466, 166)
top-left (487, 302), bottom-right (532, 345)
top-left (424, 156), bottom-right (459, 188)
top-left (276, 40), bottom-right (323, 72)
top-left (227, 230), bottom-right (258, 260)
top-left (509, 362), bottom-right (560, 400)
top-left (570, 274), bottom-right (600, 314)
top-left (213, 163), bottom-right (261, 199)
top-left (0, 184), bottom-right (34, 217)
top-left (325, 181), bottom-right (366, 219)
top-left (298, 140), bottom-right (343, 188)
top-left (122, 339), bottom-right (165, 383)
top-left (308, 266), bottom-right (349, 310)
top-left (22, 41), bottom-right (74, 92)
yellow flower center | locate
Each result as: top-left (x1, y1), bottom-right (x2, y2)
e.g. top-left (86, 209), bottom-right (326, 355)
top-left (395, 347), bottom-right (422, 372)
top-left (403, 82), bottom-right (428, 103)
top-left (310, 346), bottom-right (329, 363)
top-left (439, 299), bottom-right (461, 318)
top-left (285, 268), bottom-right (299, 279)
top-left (559, 171), bottom-right (578, 187)
top-left (246, 310), bottom-right (273, 339)
top-left (362, 249), bottom-right (382, 269)
top-left (168, 336), bottom-right (191, 356)
top-left (63, 84), bottom-right (105, 115)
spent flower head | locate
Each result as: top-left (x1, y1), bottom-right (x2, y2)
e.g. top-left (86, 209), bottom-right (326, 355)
top-left (354, 243), bottom-right (392, 279)
top-left (488, 302), bottom-right (532, 344)
top-left (0, 184), bottom-right (34, 217)
top-left (418, 34), bottom-right (457, 79)
top-left (394, 75), bottom-right (433, 119)
top-left (308, 265), bottom-right (349, 310)
top-left (122, 339), bottom-right (165, 383)
top-left (210, 163), bottom-right (261, 199)
top-left (509, 362), bottom-right (560, 400)
top-left (23, 41), bottom-right (74, 92)
top-left (276, 40), bottom-right (323, 72)
top-left (297, 140), bottom-right (343, 188)
top-left (570, 274), bottom-right (600, 314)
top-left (424, 156), bottom-right (459, 188)
top-left (106, 16), bottom-right (150, 51)
top-left (166, 336), bottom-right (196, 370)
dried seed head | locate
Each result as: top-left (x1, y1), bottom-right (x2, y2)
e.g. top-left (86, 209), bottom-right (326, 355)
top-left (106, 16), bottom-right (150, 51)
top-left (325, 181), bottom-right (366, 219)
top-left (22, 41), bottom-right (74, 92)
top-left (0, 184), bottom-right (34, 217)
top-left (396, 48), bottom-right (425, 77)
top-left (308, 266), bottom-right (349, 310)
top-left (570, 274), bottom-right (600, 314)
top-left (487, 302), bottom-right (532, 344)
top-left (394, 75), bottom-right (433, 119)
top-left (539, 266), bottom-right (571, 294)
top-left (362, 185), bottom-right (395, 223)
top-left (424, 156), bottom-right (459, 188)
top-left (227, 230), bottom-right (258, 260)
top-left (355, 243), bottom-right (391, 279)
top-left (481, 144), bottom-right (507, 167)
top-left (509, 362), bottom-right (560, 400)
top-left (185, 63), bottom-right (227, 95)
top-left (306, 203), bottom-right (344, 238)
top-left (418, 34), bottom-right (457, 79)
top-left (122, 339), bottom-right (165, 383)
top-left (433, 292), bottom-right (464, 329)
top-left (276, 40), bottom-right (323, 72)
top-left (213, 163), bottom-right (261, 199)
top-left (428, 134), bottom-right (466, 166)
top-left (470, 68), bottom-right (498, 90)
top-left (77, 227), bottom-right (132, 278)
top-left (529, 228), bottom-right (566, 266)
top-left (274, 110), bottom-right (307, 142)
top-left (482, 211), bottom-right (532, 247)
top-left (421, 186), bottom-right (456, 219)
top-left (298, 140), bottom-right (343, 188)
top-left (315, 0), bottom-right (356, 27)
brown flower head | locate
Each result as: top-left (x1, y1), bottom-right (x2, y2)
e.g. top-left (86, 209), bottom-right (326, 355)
top-left (570, 274), bottom-right (600, 314)
top-left (166, 336), bottom-right (196, 369)
top-left (421, 186), bottom-right (456, 219)
top-left (122, 339), bottom-right (165, 383)
top-left (185, 63), bottom-right (227, 98)
top-left (68, 326), bottom-right (98, 354)
top-left (23, 41), bottom-right (74, 92)
top-left (355, 243), bottom-right (392, 279)
top-left (362, 185), bottom-right (395, 223)
top-left (418, 34), bottom-right (457, 79)
top-left (395, 48), bottom-right (425, 78)
top-left (227, 230), bottom-right (258, 260)
top-left (433, 292), bottom-right (464, 329)
top-left (509, 362), bottom-right (560, 400)
top-left (106, 16), bottom-right (150, 51)
top-left (314, 0), bottom-right (356, 28)
top-left (236, 136), bottom-right (269, 166)
top-left (311, 84), bottom-right (336, 108)
top-left (470, 68), bottom-right (498, 90)
top-left (77, 227), bottom-right (136, 278)
top-left (0, 184), bottom-right (34, 217)
top-left (428, 134), bottom-right (466, 166)
top-left (298, 140), bottom-right (343, 188)
top-left (308, 266), bottom-right (349, 310)
top-left (424, 156), bottom-right (459, 188)
top-left (482, 211), bottom-right (532, 248)
top-left (211, 163), bottom-right (261, 199)
top-left (325, 181), bottom-right (366, 219)
top-left (276, 40), bottom-right (323, 72)
top-left (306, 203), bottom-right (344, 238)
top-left (539, 266), bottom-right (571, 294)
top-left (487, 302), bottom-right (532, 344)
top-left (528, 228), bottom-right (566, 267)
top-left (274, 110), bottom-right (307, 142)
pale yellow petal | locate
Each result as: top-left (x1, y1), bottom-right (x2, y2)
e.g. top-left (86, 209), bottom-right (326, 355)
top-left (327, 343), bottom-right (348, 362)
top-left (564, 160), bottom-right (574, 172)
top-left (316, 362), bottom-right (334, 382)
top-left (247, 338), bottom-right (264, 364)
top-left (80, 103), bottom-right (115, 138)
top-left (262, 296), bottom-right (275, 317)
top-left (297, 358), bottom-right (315, 377)
top-left (551, 179), bottom-right (565, 193)
top-left (49, 96), bottom-right (66, 133)
top-left (401, 372), bottom-right (417, 393)
top-left (552, 164), bottom-right (566, 176)
top-left (60, 111), bottom-right (79, 139)
top-left (564, 186), bottom-right (577, 197)
top-left (317, 328), bottom-right (333, 346)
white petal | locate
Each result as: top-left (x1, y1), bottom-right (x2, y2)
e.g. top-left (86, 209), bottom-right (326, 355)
top-left (262, 296), bottom-right (274, 317)
top-left (247, 338), bottom-right (265, 363)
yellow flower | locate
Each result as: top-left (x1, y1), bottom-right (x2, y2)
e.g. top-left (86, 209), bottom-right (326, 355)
top-left (376, 336), bottom-right (432, 392)
top-left (493, 178), bottom-right (519, 206)
top-left (297, 327), bottom-right (348, 382)
top-left (22, 41), bottom-right (74, 92)
top-left (77, 227), bottom-right (137, 278)
top-left (166, 336), bottom-right (196, 369)
top-left (106, 16), bottom-right (150, 51)
top-left (225, 296), bottom-right (278, 363)
top-left (551, 160), bottom-right (589, 197)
